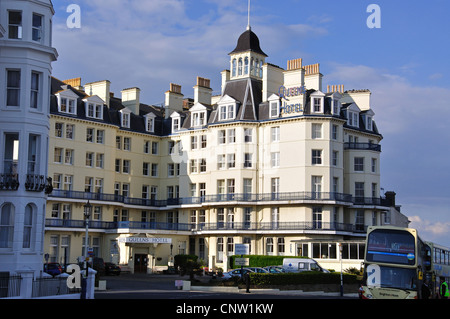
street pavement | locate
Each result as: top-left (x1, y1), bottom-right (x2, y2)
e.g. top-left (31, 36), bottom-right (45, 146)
top-left (94, 273), bottom-right (358, 299)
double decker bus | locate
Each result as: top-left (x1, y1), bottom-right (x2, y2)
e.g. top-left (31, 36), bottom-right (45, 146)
top-left (425, 241), bottom-right (450, 298)
top-left (361, 226), bottom-right (432, 299)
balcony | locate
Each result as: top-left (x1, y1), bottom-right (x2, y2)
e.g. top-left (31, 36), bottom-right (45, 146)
top-left (0, 173), bottom-right (19, 191)
top-left (49, 189), bottom-right (354, 207)
top-left (45, 219), bottom-right (367, 234)
top-left (344, 142), bottom-right (381, 152)
top-left (25, 174), bottom-right (53, 193)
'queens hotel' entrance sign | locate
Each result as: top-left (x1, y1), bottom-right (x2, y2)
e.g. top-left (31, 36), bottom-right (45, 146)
top-left (43, 25), bottom-right (408, 274)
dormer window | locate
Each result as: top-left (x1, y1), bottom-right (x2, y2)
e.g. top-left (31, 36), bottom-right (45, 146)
top-left (144, 113), bottom-right (156, 133)
top-left (332, 99), bottom-right (340, 115)
top-left (190, 103), bottom-right (207, 127)
top-left (170, 112), bottom-right (181, 133)
top-left (310, 91), bottom-right (325, 114)
top-left (217, 95), bottom-right (237, 121)
top-left (344, 103), bottom-right (361, 128)
top-left (268, 94), bottom-right (280, 118)
top-left (56, 90), bottom-right (78, 115)
top-left (83, 96), bottom-right (104, 120)
top-left (120, 108), bottom-right (132, 128)
top-left (362, 109), bottom-right (375, 131)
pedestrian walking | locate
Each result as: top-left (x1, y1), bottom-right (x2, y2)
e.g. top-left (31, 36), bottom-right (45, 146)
top-left (440, 278), bottom-right (449, 299)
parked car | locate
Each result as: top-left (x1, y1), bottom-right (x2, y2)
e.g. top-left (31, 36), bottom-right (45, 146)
top-left (221, 268), bottom-right (254, 279)
top-left (246, 267), bottom-right (269, 274)
top-left (264, 266), bottom-right (285, 273)
top-left (93, 257), bottom-right (105, 276)
top-left (44, 262), bottom-right (62, 277)
top-left (105, 262), bottom-right (121, 276)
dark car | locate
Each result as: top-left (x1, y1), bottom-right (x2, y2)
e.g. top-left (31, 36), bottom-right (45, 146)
top-left (44, 262), bottom-right (62, 277)
top-left (93, 257), bottom-right (105, 276)
top-left (104, 262), bottom-right (121, 276)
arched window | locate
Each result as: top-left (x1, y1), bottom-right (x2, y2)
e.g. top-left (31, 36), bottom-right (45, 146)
top-left (238, 58), bottom-right (243, 76)
top-left (244, 57), bottom-right (249, 75)
top-left (232, 59), bottom-right (237, 77)
top-left (0, 203), bottom-right (14, 248)
top-left (23, 204), bottom-right (34, 249)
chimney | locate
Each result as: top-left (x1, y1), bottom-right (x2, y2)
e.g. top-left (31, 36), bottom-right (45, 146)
top-left (194, 76), bottom-right (212, 105)
top-left (121, 87), bottom-right (141, 115)
top-left (84, 80), bottom-right (111, 107)
top-left (384, 191), bottom-right (396, 207)
top-left (287, 58), bottom-right (302, 71)
top-left (165, 83), bottom-right (184, 118)
top-left (63, 77), bottom-right (84, 91)
top-left (221, 70), bottom-right (230, 95)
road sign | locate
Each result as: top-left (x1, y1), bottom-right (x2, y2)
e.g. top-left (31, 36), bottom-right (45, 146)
top-left (235, 258), bottom-right (249, 266)
top-left (235, 244), bottom-right (250, 255)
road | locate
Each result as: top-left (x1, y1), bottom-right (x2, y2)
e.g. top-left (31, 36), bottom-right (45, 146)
top-left (94, 273), bottom-right (357, 300)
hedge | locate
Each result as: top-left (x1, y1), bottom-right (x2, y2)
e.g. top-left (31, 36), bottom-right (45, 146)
top-left (229, 255), bottom-right (307, 268)
top-left (248, 271), bottom-right (359, 286)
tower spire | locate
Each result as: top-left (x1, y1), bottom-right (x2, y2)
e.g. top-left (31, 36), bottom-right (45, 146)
top-left (247, 0), bottom-right (251, 30)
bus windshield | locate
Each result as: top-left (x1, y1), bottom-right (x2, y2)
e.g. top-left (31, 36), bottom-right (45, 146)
top-left (365, 266), bottom-right (417, 291)
top-left (366, 229), bottom-right (416, 265)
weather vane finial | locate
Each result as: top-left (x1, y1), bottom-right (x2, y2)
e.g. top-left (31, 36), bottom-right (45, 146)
top-left (247, 0), bottom-right (251, 30)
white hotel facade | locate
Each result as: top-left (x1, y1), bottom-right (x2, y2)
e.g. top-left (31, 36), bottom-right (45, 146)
top-left (44, 26), bottom-right (409, 273)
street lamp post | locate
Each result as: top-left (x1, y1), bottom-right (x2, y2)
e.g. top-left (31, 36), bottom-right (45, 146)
top-left (339, 243), bottom-right (343, 297)
top-left (82, 200), bottom-right (92, 299)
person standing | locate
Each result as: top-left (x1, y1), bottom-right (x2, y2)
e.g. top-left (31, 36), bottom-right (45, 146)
top-left (440, 278), bottom-right (449, 299)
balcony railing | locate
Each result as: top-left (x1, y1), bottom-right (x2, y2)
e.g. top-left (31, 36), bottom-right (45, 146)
top-left (344, 142), bottom-right (381, 152)
top-left (49, 190), bottom-right (355, 207)
top-left (45, 219), bottom-right (367, 233)
top-left (0, 173), bottom-right (19, 191)
top-left (25, 174), bottom-right (53, 193)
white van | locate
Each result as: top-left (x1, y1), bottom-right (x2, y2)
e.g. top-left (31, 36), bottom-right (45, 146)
top-left (282, 258), bottom-right (328, 273)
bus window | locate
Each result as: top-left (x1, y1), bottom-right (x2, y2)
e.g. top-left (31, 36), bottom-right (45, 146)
top-left (366, 229), bottom-right (416, 265)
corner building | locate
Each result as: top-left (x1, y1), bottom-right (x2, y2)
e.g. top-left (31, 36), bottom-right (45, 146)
top-left (45, 27), bottom-right (408, 273)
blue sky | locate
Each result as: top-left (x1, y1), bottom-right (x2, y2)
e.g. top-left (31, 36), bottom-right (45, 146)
top-left (51, 0), bottom-right (450, 246)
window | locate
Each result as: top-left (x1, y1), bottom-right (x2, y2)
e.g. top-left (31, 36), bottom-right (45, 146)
top-left (190, 159), bottom-right (198, 173)
top-left (145, 114), bottom-right (155, 133)
top-left (312, 150), bottom-right (322, 165)
top-left (168, 141), bottom-right (175, 154)
top-left (123, 160), bottom-right (130, 174)
top-left (58, 95), bottom-right (76, 114)
top-left (266, 238), bottom-right (274, 254)
top-left (123, 137), bottom-right (131, 151)
top-left (66, 124), bottom-right (74, 139)
top-left (64, 149), bottom-right (74, 165)
top-left (86, 128), bottom-right (94, 142)
top-left (32, 14), bottom-right (43, 42)
top-left (0, 204), bottom-right (14, 248)
top-left (227, 129), bottom-right (235, 143)
top-left (354, 157), bottom-right (364, 172)
top-left (172, 117), bottom-right (180, 132)
top-left (116, 136), bottom-right (122, 149)
top-left (63, 175), bottom-right (73, 190)
top-left (312, 123), bottom-right (322, 139)
top-left (191, 136), bottom-right (198, 150)
top-left (30, 72), bottom-right (40, 109)
top-left (201, 135), bottom-right (207, 148)
top-left (313, 206), bottom-right (322, 229)
top-left (8, 11), bottom-right (22, 39)
top-left (271, 178), bottom-right (280, 195)
top-left (55, 123), bottom-right (63, 138)
top-left (271, 152), bottom-right (280, 167)
top-left (312, 176), bottom-right (322, 197)
top-left (6, 70), bottom-right (21, 106)
top-left (96, 153), bottom-right (104, 168)
top-left (143, 163), bottom-right (149, 176)
top-left (86, 102), bottom-right (102, 119)
top-left (371, 158), bottom-right (377, 173)
top-left (96, 130), bottom-right (104, 144)
top-left (53, 174), bottom-right (61, 189)
top-left (54, 147), bottom-right (63, 163)
top-left (270, 101), bottom-right (279, 118)
top-left (4, 133), bottom-right (19, 174)
top-left (86, 152), bottom-right (94, 167)
top-left (191, 111), bottom-right (206, 127)
top-left (313, 98), bottom-right (322, 113)
top-left (355, 182), bottom-right (365, 198)
top-left (332, 124), bottom-right (338, 140)
top-left (121, 112), bottom-right (130, 128)
top-left (332, 151), bottom-right (339, 166)
top-left (244, 128), bottom-right (252, 142)
top-left (244, 153), bottom-right (252, 168)
top-left (271, 126), bottom-right (280, 142)
top-left (168, 163), bottom-right (175, 177)
top-left (218, 130), bottom-right (226, 144)
top-left (217, 154), bottom-right (225, 169)
top-left (227, 154), bottom-right (235, 168)
top-left (278, 238), bottom-right (285, 254)
top-left (151, 142), bottom-right (159, 155)
top-left (151, 163), bottom-right (158, 177)
top-left (199, 159), bottom-right (207, 172)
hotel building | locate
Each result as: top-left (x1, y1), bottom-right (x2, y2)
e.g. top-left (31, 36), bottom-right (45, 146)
top-left (45, 26), bottom-right (408, 273)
